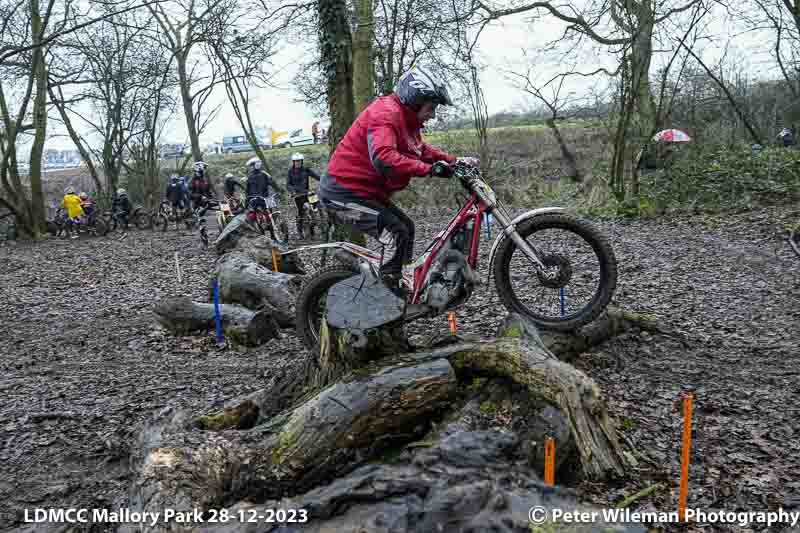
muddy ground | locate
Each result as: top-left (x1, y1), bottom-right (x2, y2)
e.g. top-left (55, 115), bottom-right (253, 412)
top-left (1, 205), bottom-right (799, 532)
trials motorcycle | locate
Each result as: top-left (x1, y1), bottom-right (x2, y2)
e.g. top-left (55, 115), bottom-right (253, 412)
top-left (286, 161), bottom-right (618, 350)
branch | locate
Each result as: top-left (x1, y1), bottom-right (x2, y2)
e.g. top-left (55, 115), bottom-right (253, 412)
top-left (678, 41), bottom-right (763, 144)
top-left (655, 0), bottom-right (703, 24)
top-left (0, 0), bottom-right (169, 63)
top-left (475, 0), bottom-right (632, 45)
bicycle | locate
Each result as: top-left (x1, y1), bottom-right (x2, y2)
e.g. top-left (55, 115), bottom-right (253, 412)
top-left (105, 204), bottom-right (149, 232)
top-left (55, 208), bottom-right (108, 239)
top-left (246, 194), bottom-right (290, 242)
top-left (290, 161), bottom-right (618, 350)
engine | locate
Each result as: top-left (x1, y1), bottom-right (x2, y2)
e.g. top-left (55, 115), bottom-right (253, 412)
top-left (424, 249), bottom-right (476, 313)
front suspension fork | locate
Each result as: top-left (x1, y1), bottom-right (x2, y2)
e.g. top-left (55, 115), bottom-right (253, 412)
top-left (489, 209), bottom-right (547, 270)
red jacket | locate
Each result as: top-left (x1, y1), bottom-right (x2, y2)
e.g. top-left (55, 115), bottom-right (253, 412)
top-left (326, 94), bottom-right (456, 206)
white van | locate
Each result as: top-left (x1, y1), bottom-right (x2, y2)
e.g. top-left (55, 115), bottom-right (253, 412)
top-left (275, 128), bottom-right (315, 148)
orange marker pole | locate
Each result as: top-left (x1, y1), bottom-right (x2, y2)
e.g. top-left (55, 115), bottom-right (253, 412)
top-left (271, 248), bottom-right (279, 272)
top-left (448, 311), bottom-right (457, 335)
top-left (544, 437), bottom-right (555, 486)
top-left (678, 392), bottom-right (694, 521)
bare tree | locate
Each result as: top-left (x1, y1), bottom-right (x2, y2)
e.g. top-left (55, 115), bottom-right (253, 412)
top-left (48, 10), bottom-right (177, 199)
top-left (0, 0), bottom-right (66, 235)
top-left (505, 58), bottom-right (594, 182)
top-left (206, 0), bottom-right (299, 173)
top-left (147, 0), bottom-right (229, 163)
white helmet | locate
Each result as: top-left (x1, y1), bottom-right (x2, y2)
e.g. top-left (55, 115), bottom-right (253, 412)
top-left (64, 186), bottom-right (75, 195)
top-left (246, 157), bottom-right (262, 170)
top-left (117, 188), bottom-right (127, 196)
top-left (291, 153), bottom-right (304, 162)
top-left (225, 173), bottom-right (234, 179)
top-left (194, 161), bottom-right (207, 171)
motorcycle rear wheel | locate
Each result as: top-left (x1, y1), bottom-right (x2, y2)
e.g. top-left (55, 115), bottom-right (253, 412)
top-left (295, 264), bottom-right (359, 350)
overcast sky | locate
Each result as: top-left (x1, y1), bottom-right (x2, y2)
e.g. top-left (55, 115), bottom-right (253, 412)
top-left (43, 3), bottom-right (775, 151)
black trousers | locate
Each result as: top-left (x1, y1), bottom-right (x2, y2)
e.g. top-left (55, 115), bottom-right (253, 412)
top-left (319, 180), bottom-right (414, 276)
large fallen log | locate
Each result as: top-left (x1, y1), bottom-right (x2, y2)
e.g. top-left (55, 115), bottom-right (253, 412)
top-left (534, 306), bottom-right (671, 362)
top-left (127, 312), bottom-right (638, 532)
top-left (153, 297), bottom-right (279, 346)
top-left (127, 358), bottom-right (457, 531)
top-left (402, 313), bottom-right (632, 479)
top-left (210, 252), bottom-right (300, 327)
top-left (195, 430), bottom-right (647, 533)
top-left (225, 308), bottom-right (653, 440)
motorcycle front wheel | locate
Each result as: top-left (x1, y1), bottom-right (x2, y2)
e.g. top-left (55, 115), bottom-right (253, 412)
top-left (493, 213), bottom-right (617, 331)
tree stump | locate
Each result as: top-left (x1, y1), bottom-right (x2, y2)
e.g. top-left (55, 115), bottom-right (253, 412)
top-left (153, 297), bottom-right (279, 346)
top-left (313, 274), bottom-right (409, 389)
top-left (210, 252), bottom-right (301, 327)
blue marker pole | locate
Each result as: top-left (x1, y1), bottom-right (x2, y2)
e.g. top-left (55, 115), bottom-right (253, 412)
top-left (485, 213), bottom-right (492, 240)
top-left (213, 278), bottom-right (225, 346)
top-left (559, 287), bottom-right (566, 317)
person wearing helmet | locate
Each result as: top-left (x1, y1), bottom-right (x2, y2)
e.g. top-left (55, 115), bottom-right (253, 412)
top-left (79, 192), bottom-right (95, 219)
top-left (221, 172), bottom-right (245, 213)
top-left (287, 153), bottom-right (320, 239)
top-left (166, 175), bottom-right (184, 210)
top-left (112, 188), bottom-right (132, 237)
top-left (189, 160), bottom-right (216, 212)
top-left (778, 126), bottom-right (795, 147)
top-left (245, 157), bottom-right (282, 208)
top-left (223, 172), bottom-right (245, 197)
top-left (319, 65), bottom-right (478, 298)
top-left (61, 187), bottom-right (84, 239)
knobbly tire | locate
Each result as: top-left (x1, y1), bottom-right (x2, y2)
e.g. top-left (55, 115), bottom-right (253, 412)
top-left (153, 214), bottom-right (168, 232)
top-left (493, 213), bottom-right (617, 331)
top-left (92, 219), bottom-right (108, 237)
top-left (296, 264), bottom-right (359, 351)
top-left (134, 212), bottom-right (151, 230)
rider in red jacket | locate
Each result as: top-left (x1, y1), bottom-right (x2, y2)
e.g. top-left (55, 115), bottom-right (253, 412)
top-left (320, 66), bottom-right (475, 296)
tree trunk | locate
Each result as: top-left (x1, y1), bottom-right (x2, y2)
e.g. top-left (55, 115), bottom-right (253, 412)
top-left (319, 0), bottom-right (355, 151)
top-left (352, 0), bottom-right (375, 113)
top-left (153, 297), bottom-right (279, 346)
top-left (546, 117), bottom-right (582, 182)
top-left (176, 52), bottom-right (202, 162)
top-left (28, 0), bottom-right (47, 236)
top-left (48, 87), bottom-right (103, 196)
top-left (312, 273), bottom-right (409, 388)
top-left (210, 252), bottom-right (301, 327)
top-left (628, 18), bottom-right (656, 202)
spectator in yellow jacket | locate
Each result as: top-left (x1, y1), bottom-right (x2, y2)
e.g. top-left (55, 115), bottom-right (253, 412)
top-left (61, 187), bottom-right (84, 219)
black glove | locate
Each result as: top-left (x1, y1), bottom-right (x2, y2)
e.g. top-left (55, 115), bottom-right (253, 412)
top-left (430, 161), bottom-right (453, 178)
